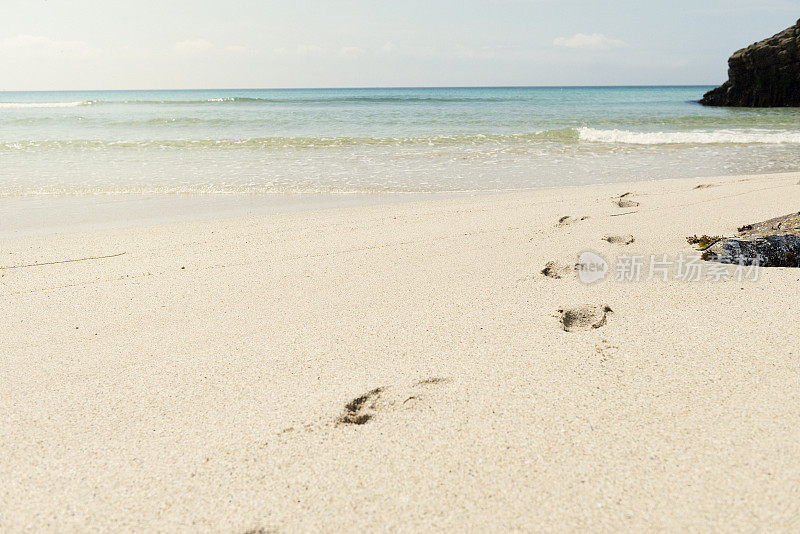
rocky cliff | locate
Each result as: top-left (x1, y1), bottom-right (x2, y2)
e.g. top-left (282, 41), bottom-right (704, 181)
top-left (700, 20), bottom-right (800, 107)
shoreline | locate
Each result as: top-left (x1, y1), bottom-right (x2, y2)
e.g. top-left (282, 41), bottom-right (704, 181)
top-left (0, 191), bottom-right (466, 240)
top-left (2, 171), bottom-right (800, 531)
top-left (3, 170), bottom-right (799, 240)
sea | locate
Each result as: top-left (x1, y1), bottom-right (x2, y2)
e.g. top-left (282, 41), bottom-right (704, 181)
top-left (2, 86), bottom-right (800, 236)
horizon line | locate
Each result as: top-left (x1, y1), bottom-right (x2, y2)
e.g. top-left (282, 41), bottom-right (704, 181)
top-left (0, 83), bottom-right (719, 93)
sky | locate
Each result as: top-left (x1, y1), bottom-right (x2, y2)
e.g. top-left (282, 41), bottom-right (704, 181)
top-left (1, 0), bottom-right (799, 90)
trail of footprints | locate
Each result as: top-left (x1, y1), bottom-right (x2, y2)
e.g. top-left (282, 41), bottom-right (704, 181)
top-left (543, 191), bottom-right (644, 332)
top-left (281, 190), bottom-right (643, 443)
top-left (273, 192), bottom-right (642, 444)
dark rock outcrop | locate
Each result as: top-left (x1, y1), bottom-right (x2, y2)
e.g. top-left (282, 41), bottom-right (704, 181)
top-left (709, 235), bottom-right (800, 267)
top-left (700, 20), bottom-right (800, 107)
top-left (702, 212), bottom-right (800, 267)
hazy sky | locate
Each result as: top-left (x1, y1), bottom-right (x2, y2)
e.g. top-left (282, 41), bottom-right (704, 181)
top-left (1, 0), bottom-right (799, 90)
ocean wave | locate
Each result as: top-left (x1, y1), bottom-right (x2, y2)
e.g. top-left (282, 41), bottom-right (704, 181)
top-left (6, 127), bottom-right (799, 150)
top-left (578, 127), bottom-right (800, 144)
top-left (0, 130), bottom-right (581, 150)
top-left (107, 117), bottom-right (239, 126)
top-left (0, 101), bottom-right (92, 109)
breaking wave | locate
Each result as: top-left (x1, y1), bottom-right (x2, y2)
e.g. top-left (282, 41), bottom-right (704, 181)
top-left (0, 130), bottom-right (582, 150)
top-left (7, 126), bottom-right (800, 150)
top-left (578, 127), bottom-right (800, 144)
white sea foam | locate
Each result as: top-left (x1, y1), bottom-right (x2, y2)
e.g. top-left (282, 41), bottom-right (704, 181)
top-left (578, 127), bottom-right (800, 145)
top-left (0, 101), bottom-right (90, 109)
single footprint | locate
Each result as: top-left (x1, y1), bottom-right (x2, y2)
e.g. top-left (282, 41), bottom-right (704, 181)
top-left (557, 215), bottom-right (590, 227)
top-left (693, 183), bottom-right (717, 189)
top-left (616, 198), bottom-right (640, 208)
top-left (336, 378), bottom-right (451, 426)
top-left (541, 260), bottom-right (574, 279)
top-left (595, 339), bottom-right (620, 362)
top-left (614, 192), bottom-right (640, 208)
top-left (558, 305), bottom-right (613, 332)
top-left (338, 387), bottom-right (384, 425)
top-left (603, 234), bottom-right (635, 245)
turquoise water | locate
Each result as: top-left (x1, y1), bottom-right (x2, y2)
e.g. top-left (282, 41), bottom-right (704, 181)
top-left (2, 86), bottom-right (800, 197)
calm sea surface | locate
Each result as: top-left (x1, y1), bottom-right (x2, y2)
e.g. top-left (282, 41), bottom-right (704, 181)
top-left (3, 86), bottom-right (800, 196)
top-left (2, 86), bottom-right (800, 234)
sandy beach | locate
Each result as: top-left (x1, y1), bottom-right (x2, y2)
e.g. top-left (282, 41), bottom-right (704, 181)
top-left (2, 171), bottom-right (800, 531)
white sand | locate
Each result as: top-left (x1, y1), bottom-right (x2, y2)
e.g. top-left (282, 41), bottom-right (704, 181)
top-left (2, 172), bottom-right (800, 531)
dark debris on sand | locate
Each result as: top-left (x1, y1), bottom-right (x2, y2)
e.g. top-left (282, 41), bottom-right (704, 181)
top-left (700, 211), bottom-right (800, 267)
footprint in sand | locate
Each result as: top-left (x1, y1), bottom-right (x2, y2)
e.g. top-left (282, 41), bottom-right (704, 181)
top-left (557, 215), bottom-right (590, 227)
top-left (541, 260), bottom-right (575, 279)
top-left (558, 305), bottom-right (612, 332)
top-left (693, 183), bottom-right (718, 189)
top-left (614, 192), bottom-right (640, 208)
top-left (336, 378), bottom-right (451, 426)
top-left (595, 339), bottom-right (620, 362)
top-left (603, 234), bottom-right (635, 245)
top-left (616, 198), bottom-right (640, 208)
top-left (337, 387), bottom-right (384, 425)
top-left (269, 379), bottom-right (451, 446)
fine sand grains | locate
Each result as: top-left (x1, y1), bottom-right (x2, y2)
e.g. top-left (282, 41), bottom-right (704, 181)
top-left (3, 172), bottom-right (800, 531)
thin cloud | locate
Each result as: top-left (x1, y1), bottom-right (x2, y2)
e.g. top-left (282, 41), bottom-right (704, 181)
top-left (0, 35), bottom-right (96, 57)
top-left (174, 39), bottom-right (215, 53)
top-left (337, 46), bottom-right (365, 58)
top-left (295, 44), bottom-right (326, 57)
top-left (272, 45), bottom-right (363, 59)
top-left (379, 42), bottom-right (398, 54)
top-left (553, 33), bottom-right (628, 50)
top-left (1, 35), bottom-right (88, 50)
top-left (174, 40), bottom-right (248, 55)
